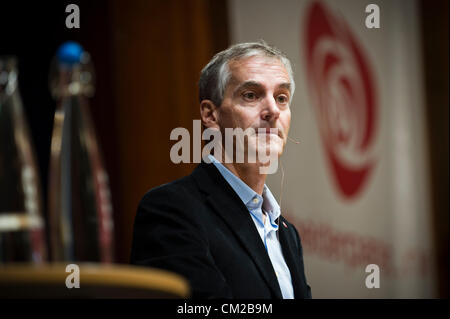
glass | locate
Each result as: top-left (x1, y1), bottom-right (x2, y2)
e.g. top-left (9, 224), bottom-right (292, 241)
top-left (48, 42), bottom-right (114, 262)
top-left (0, 56), bottom-right (46, 263)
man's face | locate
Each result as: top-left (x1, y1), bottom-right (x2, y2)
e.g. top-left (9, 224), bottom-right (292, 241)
top-left (217, 55), bottom-right (292, 162)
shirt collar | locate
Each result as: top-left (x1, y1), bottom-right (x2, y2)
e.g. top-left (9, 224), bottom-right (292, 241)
top-left (208, 155), bottom-right (281, 225)
top-left (262, 184), bottom-right (281, 221)
top-left (208, 154), bottom-right (255, 205)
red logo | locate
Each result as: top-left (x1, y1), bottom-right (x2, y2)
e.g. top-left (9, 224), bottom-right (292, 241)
top-left (304, 1), bottom-right (378, 199)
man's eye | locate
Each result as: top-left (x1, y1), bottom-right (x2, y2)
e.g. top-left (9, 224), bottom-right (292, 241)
top-left (242, 92), bottom-right (257, 100)
top-left (277, 95), bottom-right (289, 104)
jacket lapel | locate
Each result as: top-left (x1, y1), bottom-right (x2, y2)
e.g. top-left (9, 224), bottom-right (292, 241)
top-left (278, 216), bottom-right (308, 298)
top-left (192, 162), bottom-right (283, 299)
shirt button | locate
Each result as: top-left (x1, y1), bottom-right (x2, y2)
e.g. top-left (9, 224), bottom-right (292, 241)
top-left (252, 198), bottom-right (259, 204)
top-left (275, 271), bottom-right (279, 277)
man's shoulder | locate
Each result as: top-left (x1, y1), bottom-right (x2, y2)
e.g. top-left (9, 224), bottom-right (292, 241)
top-left (134, 165), bottom-right (213, 230)
top-left (140, 162), bottom-right (220, 200)
top-left (140, 173), bottom-right (195, 203)
top-left (138, 163), bottom-right (214, 208)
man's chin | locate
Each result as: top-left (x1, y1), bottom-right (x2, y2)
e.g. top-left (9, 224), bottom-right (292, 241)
top-left (269, 146), bottom-right (283, 158)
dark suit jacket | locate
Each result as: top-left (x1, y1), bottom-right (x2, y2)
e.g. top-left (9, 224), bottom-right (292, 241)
top-left (130, 162), bottom-right (311, 299)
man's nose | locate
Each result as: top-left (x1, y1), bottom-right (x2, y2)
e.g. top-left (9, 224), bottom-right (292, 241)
top-left (261, 96), bottom-right (281, 121)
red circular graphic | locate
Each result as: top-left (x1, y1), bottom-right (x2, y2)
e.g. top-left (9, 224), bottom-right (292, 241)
top-left (304, 1), bottom-right (378, 199)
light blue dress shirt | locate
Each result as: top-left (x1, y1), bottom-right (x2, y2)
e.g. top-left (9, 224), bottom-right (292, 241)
top-left (208, 155), bottom-right (294, 299)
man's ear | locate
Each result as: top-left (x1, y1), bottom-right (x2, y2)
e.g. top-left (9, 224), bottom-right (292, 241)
top-left (200, 100), bottom-right (220, 129)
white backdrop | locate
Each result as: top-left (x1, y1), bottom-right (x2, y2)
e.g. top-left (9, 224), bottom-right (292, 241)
top-left (228, 0), bottom-right (437, 298)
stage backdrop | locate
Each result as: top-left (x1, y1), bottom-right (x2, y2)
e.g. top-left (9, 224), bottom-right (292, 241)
top-left (228, 0), bottom-right (437, 298)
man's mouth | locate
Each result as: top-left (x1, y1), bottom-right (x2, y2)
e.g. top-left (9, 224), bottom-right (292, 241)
top-left (255, 127), bottom-right (282, 138)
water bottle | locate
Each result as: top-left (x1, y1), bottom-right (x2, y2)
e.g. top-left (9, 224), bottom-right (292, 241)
top-left (48, 42), bottom-right (114, 263)
top-left (0, 56), bottom-right (46, 263)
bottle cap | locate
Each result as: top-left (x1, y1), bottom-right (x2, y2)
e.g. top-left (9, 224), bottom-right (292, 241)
top-left (57, 41), bottom-right (83, 65)
top-left (49, 42), bottom-right (95, 98)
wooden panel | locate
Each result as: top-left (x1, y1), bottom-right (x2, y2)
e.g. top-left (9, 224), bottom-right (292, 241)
top-left (420, 0), bottom-right (449, 298)
top-left (109, 0), bottom-right (229, 262)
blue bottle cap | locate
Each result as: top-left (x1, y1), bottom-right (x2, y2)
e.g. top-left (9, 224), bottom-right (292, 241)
top-left (57, 41), bottom-right (84, 65)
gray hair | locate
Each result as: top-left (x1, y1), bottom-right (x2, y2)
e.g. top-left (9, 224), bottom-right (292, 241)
top-left (198, 40), bottom-right (295, 106)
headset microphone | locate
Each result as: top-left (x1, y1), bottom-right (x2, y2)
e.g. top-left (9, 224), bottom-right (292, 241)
top-left (277, 135), bottom-right (300, 239)
top-left (287, 135), bottom-right (300, 144)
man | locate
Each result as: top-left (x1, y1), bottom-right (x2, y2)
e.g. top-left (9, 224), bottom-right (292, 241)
top-left (130, 41), bottom-right (311, 299)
